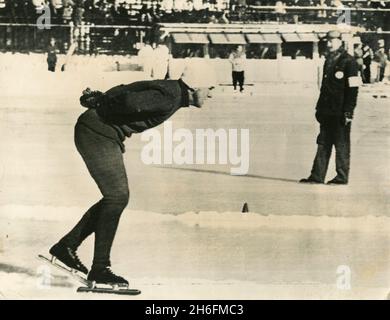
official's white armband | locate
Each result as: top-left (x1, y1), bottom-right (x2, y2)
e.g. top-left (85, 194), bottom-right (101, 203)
top-left (348, 76), bottom-right (362, 88)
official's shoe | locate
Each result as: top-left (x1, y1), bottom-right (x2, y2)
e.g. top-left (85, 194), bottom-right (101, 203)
top-left (299, 177), bottom-right (323, 184)
top-left (326, 177), bottom-right (348, 185)
top-left (49, 242), bottom-right (88, 274)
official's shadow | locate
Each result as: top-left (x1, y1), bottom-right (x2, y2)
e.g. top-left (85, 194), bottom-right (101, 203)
top-left (155, 166), bottom-right (298, 184)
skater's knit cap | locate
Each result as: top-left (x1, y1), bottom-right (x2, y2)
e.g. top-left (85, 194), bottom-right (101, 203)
top-left (180, 58), bottom-right (217, 90)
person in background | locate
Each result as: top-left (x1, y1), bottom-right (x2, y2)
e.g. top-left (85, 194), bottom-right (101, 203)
top-left (138, 40), bottom-right (154, 78)
top-left (47, 37), bottom-right (58, 72)
top-left (229, 45), bottom-right (246, 93)
top-left (152, 40), bottom-right (170, 79)
top-left (362, 43), bottom-right (373, 83)
top-left (374, 39), bottom-right (388, 82)
top-left (353, 42), bottom-right (364, 82)
top-left (62, 1), bottom-right (73, 24)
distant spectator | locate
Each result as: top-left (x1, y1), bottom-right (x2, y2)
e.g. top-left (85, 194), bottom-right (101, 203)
top-left (62, 2), bottom-right (73, 23)
top-left (138, 40), bottom-right (154, 78)
top-left (362, 43), bottom-right (373, 83)
top-left (229, 45), bottom-right (246, 93)
top-left (275, 1), bottom-right (287, 23)
top-left (173, 0), bottom-right (187, 12)
top-left (354, 43), bottom-right (364, 81)
top-left (161, 0), bottom-right (174, 13)
top-left (208, 13), bottom-right (219, 23)
top-left (373, 39), bottom-right (388, 82)
top-left (139, 4), bottom-right (153, 24)
top-left (221, 10), bottom-right (230, 23)
top-left (317, 0), bottom-right (328, 19)
top-left (116, 2), bottom-right (130, 25)
top-left (193, 0), bottom-right (203, 11)
top-left (72, 3), bottom-right (85, 26)
top-left (47, 37), bottom-right (58, 72)
top-left (152, 41), bottom-right (170, 79)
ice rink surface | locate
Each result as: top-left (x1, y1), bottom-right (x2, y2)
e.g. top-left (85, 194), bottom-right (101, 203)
top-left (0, 71), bottom-right (390, 299)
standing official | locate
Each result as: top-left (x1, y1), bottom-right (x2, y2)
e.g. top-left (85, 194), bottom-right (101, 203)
top-left (229, 45), bottom-right (246, 93)
top-left (300, 30), bottom-right (360, 185)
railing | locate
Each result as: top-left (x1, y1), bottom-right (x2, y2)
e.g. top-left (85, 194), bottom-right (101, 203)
top-left (0, 23), bottom-right (152, 54)
top-left (249, 5), bottom-right (390, 12)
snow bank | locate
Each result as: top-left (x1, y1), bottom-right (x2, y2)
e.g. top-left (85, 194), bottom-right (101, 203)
top-left (1, 204), bottom-right (390, 234)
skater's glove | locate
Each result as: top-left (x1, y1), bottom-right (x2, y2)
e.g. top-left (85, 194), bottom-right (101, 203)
top-left (344, 112), bottom-right (353, 125)
top-left (80, 88), bottom-right (104, 109)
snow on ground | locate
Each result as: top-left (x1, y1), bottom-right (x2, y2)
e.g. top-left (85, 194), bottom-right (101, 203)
top-left (0, 68), bottom-right (390, 299)
top-left (1, 205), bottom-right (390, 299)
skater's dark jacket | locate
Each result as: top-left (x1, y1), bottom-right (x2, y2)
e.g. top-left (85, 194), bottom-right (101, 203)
top-left (77, 79), bottom-right (191, 152)
top-left (316, 48), bottom-right (360, 122)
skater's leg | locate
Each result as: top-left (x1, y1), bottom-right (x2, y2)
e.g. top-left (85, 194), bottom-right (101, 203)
top-left (58, 201), bottom-right (101, 249)
top-left (61, 123), bottom-right (129, 268)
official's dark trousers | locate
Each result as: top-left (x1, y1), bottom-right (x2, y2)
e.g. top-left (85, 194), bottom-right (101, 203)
top-left (48, 61), bottom-right (56, 72)
top-left (309, 119), bottom-right (351, 183)
top-left (232, 71), bottom-right (244, 91)
top-left (59, 122), bottom-right (129, 269)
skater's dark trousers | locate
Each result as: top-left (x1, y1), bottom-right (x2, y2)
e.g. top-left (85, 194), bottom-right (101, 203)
top-left (60, 122), bottom-right (129, 269)
top-left (310, 118), bottom-right (351, 183)
top-left (232, 71), bottom-right (244, 91)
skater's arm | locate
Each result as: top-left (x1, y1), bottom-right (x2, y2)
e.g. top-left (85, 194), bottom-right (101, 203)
top-left (96, 82), bottom-right (179, 122)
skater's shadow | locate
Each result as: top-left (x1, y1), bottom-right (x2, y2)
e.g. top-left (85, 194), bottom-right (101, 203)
top-left (0, 263), bottom-right (74, 288)
top-left (0, 263), bottom-right (35, 276)
top-left (156, 166), bottom-right (298, 184)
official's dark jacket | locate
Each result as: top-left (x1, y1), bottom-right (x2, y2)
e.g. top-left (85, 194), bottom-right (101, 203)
top-left (316, 48), bottom-right (359, 120)
top-left (76, 79), bottom-right (190, 152)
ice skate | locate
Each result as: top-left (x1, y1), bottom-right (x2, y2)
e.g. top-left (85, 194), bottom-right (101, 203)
top-left (76, 267), bottom-right (140, 295)
top-left (48, 242), bottom-right (88, 275)
top-left (87, 266), bottom-right (129, 288)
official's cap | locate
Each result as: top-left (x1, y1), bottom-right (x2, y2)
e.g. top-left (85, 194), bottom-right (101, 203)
top-left (326, 30), bottom-right (342, 40)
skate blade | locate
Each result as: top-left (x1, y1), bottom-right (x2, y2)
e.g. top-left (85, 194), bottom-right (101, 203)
top-left (77, 286), bottom-right (141, 296)
top-left (37, 254), bottom-right (89, 286)
top-left (49, 256), bottom-right (80, 274)
top-left (39, 254), bottom-right (74, 273)
top-left (89, 282), bottom-right (129, 290)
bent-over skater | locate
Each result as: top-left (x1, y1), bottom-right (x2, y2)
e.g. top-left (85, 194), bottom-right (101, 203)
top-left (49, 68), bottom-right (215, 287)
